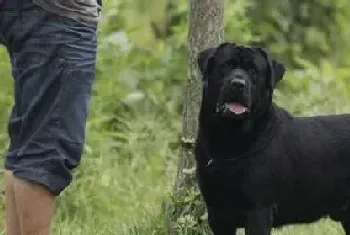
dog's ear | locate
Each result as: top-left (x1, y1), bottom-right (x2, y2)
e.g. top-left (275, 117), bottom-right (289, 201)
top-left (273, 60), bottom-right (286, 86)
top-left (197, 42), bottom-right (235, 80)
top-left (257, 47), bottom-right (285, 90)
top-left (197, 47), bottom-right (217, 79)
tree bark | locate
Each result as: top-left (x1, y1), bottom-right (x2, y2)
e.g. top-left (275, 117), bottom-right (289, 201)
top-left (166, 0), bottom-right (224, 234)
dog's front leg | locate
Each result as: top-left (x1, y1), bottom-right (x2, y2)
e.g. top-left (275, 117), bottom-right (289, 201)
top-left (207, 207), bottom-right (237, 235)
top-left (245, 207), bottom-right (273, 235)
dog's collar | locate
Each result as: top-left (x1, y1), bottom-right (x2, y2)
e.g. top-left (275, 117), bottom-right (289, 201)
top-left (206, 155), bottom-right (243, 167)
top-left (205, 145), bottom-right (264, 168)
top-left (204, 114), bottom-right (278, 168)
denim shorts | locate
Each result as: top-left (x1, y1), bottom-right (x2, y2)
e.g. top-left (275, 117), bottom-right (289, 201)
top-left (0, 3), bottom-right (98, 195)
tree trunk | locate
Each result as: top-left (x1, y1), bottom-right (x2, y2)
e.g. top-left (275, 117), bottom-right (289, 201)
top-left (166, 0), bottom-right (224, 234)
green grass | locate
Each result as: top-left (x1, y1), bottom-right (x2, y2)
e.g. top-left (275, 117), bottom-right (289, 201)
top-left (51, 112), bottom-right (178, 235)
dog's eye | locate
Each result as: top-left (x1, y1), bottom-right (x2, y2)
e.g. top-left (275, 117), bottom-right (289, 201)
top-left (220, 62), bottom-right (231, 70)
top-left (219, 62), bottom-right (232, 75)
top-left (248, 69), bottom-right (257, 77)
top-left (248, 69), bottom-right (257, 84)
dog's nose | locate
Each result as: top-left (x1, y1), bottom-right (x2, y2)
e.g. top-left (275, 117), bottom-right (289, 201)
top-left (230, 78), bottom-right (245, 89)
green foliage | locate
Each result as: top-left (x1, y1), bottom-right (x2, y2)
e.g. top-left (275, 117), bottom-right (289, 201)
top-left (1, 0), bottom-right (350, 234)
top-left (246, 0), bottom-right (350, 67)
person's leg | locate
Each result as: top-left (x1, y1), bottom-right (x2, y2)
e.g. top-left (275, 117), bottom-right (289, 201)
top-left (1, 9), bottom-right (22, 235)
top-left (14, 177), bottom-right (56, 235)
top-left (4, 170), bottom-right (21, 235)
top-left (3, 4), bottom-right (98, 235)
top-left (5, 170), bottom-right (55, 235)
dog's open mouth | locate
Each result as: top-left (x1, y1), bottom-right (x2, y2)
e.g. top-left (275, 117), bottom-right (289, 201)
top-left (216, 102), bottom-right (249, 117)
top-left (226, 102), bottom-right (248, 115)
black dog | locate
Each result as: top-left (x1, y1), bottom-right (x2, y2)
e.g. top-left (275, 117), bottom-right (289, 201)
top-left (195, 42), bottom-right (350, 235)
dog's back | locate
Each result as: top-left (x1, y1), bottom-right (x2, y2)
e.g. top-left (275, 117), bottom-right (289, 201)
top-left (268, 106), bottom-right (350, 226)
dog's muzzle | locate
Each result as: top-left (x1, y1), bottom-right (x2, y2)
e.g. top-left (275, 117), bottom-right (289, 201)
top-left (216, 73), bottom-right (250, 117)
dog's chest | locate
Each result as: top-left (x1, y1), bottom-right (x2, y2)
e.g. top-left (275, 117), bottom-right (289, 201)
top-left (199, 158), bottom-right (255, 209)
top-left (199, 153), bottom-right (280, 209)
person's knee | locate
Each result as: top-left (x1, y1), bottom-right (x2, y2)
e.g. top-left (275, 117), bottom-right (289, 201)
top-left (4, 169), bottom-right (14, 194)
top-left (10, 140), bottom-right (84, 196)
top-left (6, 139), bottom-right (84, 196)
top-left (5, 169), bottom-right (13, 177)
top-left (13, 173), bottom-right (56, 198)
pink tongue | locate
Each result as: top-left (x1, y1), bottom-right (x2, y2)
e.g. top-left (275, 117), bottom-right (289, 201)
top-left (227, 103), bottom-right (247, 114)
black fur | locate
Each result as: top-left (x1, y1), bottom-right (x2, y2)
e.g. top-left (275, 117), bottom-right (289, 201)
top-left (195, 42), bottom-right (350, 235)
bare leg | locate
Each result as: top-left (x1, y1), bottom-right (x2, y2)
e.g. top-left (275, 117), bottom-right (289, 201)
top-left (4, 170), bottom-right (21, 235)
top-left (13, 175), bottom-right (56, 235)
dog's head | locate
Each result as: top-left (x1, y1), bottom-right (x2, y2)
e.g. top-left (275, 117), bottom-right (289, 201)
top-left (198, 42), bottom-right (285, 120)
